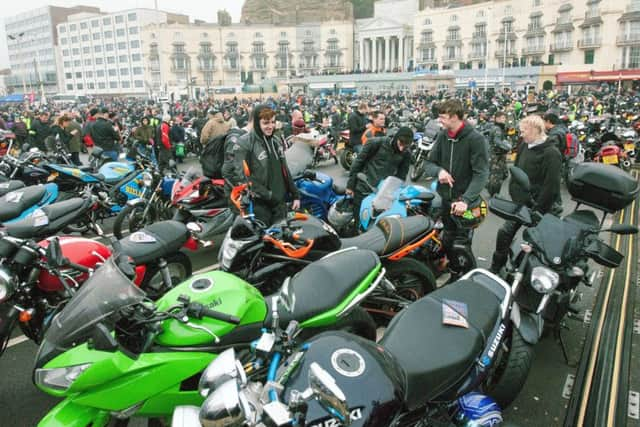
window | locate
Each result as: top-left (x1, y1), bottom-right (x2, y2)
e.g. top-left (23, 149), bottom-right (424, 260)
top-left (424, 18), bottom-right (432, 25)
top-left (530, 16), bottom-right (542, 30)
top-left (116, 28), bottom-right (125, 37)
top-left (81, 34), bottom-right (89, 42)
top-left (134, 80), bottom-right (143, 88)
top-left (88, 82), bottom-right (94, 89)
top-left (119, 55), bottom-right (128, 62)
top-left (533, 0), bottom-right (542, 6)
top-left (281, 31), bottom-right (287, 38)
top-left (95, 58), bottom-right (103, 65)
top-left (117, 42), bottom-right (127, 50)
top-left (477, 10), bottom-right (485, 18)
top-left (130, 40), bottom-right (140, 49)
top-left (330, 29), bottom-right (336, 35)
top-left (115, 15), bottom-right (124, 24)
top-left (75, 72), bottom-right (82, 78)
top-left (70, 24), bottom-right (77, 32)
top-left (93, 33), bottom-right (100, 40)
top-left (109, 81), bottom-right (118, 89)
top-left (254, 32), bottom-right (263, 38)
top-left (447, 28), bottom-right (460, 41)
top-left (59, 26), bottom-right (66, 34)
top-left (129, 27), bottom-right (138, 35)
top-left (80, 22), bottom-right (87, 30)
top-left (91, 19), bottom-right (99, 28)
top-left (72, 48), bottom-right (80, 55)
top-left (62, 49), bottom-right (69, 57)
top-left (104, 30), bottom-right (113, 38)
top-left (121, 80), bottom-right (130, 88)
top-left (65, 72), bottom-right (72, 79)
top-left (66, 84), bottom-right (73, 90)
top-left (108, 69), bottom-right (117, 76)
top-left (202, 32), bottom-right (208, 38)
top-left (71, 36), bottom-right (79, 43)
top-left (450, 15), bottom-right (458, 22)
top-left (128, 13), bottom-right (137, 21)
top-left (120, 68), bottom-right (129, 75)
top-left (131, 53), bottom-right (141, 61)
top-left (98, 82), bottom-right (106, 89)
top-left (106, 43), bottom-right (114, 51)
top-left (61, 37), bottom-right (68, 45)
top-left (96, 70), bottom-right (105, 77)
top-left (63, 61), bottom-right (71, 67)
top-left (584, 49), bottom-right (594, 64)
top-left (86, 71), bottom-right (93, 78)
top-left (103, 17), bottom-right (111, 25)
top-left (77, 83), bottom-right (83, 90)
top-left (83, 47), bottom-right (90, 54)
top-left (94, 45), bottom-right (102, 53)
top-left (107, 56), bottom-right (116, 64)
top-left (133, 67), bottom-right (142, 74)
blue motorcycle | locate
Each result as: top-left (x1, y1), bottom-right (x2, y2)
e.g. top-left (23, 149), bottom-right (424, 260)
top-left (357, 174), bottom-right (441, 231)
top-left (0, 183), bottom-right (60, 224)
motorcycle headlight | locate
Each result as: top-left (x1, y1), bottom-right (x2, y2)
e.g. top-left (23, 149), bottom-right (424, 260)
top-left (141, 172), bottom-right (153, 187)
top-left (34, 363), bottom-right (92, 391)
top-left (0, 266), bottom-right (15, 302)
top-left (199, 348), bottom-right (246, 397)
top-left (531, 266), bottom-right (559, 294)
top-left (199, 379), bottom-right (250, 427)
top-left (218, 231), bottom-right (250, 271)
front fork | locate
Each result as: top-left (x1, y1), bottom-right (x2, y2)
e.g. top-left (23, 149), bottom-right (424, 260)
top-left (0, 303), bottom-right (19, 354)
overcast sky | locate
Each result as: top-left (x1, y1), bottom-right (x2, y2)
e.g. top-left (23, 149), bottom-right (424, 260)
top-left (0, 0), bottom-right (245, 68)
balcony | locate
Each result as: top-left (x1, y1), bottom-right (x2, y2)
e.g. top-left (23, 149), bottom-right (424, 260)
top-left (550, 42), bottom-right (573, 52)
top-left (522, 46), bottom-right (546, 55)
top-left (577, 38), bottom-right (601, 48)
top-left (444, 38), bottom-right (462, 47)
top-left (617, 33), bottom-right (640, 45)
top-left (442, 55), bottom-right (463, 63)
top-left (418, 58), bottom-right (437, 65)
top-left (472, 32), bottom-right (487, 40)
top-left (468, 51), bottom-right (487, 60)
top-left (198, 63), bottom-right (216, 72)
top-left (526, 25), bottom-right (546, 37)
top-left (580, 11), bottom-right (602, 27)
top-left (495, 50), bottom-right (517, 59)
top-left (417, 41), bottom-right (436, 49)
top-left (223, 65), bottom-right (239, 72)
top-left (249, 65), bottom-right (267, 72)
top-left (170, 66), bottom-right (188, 73)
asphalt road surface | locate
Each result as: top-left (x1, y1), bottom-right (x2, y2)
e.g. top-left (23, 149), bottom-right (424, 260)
top-left (1, 153), bottom-right (638, 427)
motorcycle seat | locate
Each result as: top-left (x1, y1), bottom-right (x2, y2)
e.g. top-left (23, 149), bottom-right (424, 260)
top-left (0, 180), bottom-right (25, 197)
top-left (563, 210), bottom-right (600, 232)
top-left (332, 180), bottom-right (347, 195)
top-left (4, 197), bottom-right (89, 239)
top-left (398, 190), bottom-right (434, 202)
top-left (0, 185), bottom-right (47, 222)
top-left (380, 279), bottom-right (502, 410)
top-left (119, 220), bottom-right (190, 264)
top-left (340, 216), bottom-right (433, 256)
top-left (264, 249), bottom-right (379, 326)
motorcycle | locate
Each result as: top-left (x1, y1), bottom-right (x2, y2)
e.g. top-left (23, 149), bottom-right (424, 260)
top-left (33, 248), bottom-right (385, 425)
top-left (409, 119), bottom-right (440, 182)
top-left (180, 264), bottom-right (538, 427)
top-left (490, 163), bottom-right (639, 361)
top-left (0, 145), bottom-right (50, 186)
top-left (219, 185), bottom-right (437, 324)
top-left (594, 142), bottom-right (632, 171)
top-left (0, 183), bottom-right (61, 224)
top-left (0, 219), bottom-right (204, 354)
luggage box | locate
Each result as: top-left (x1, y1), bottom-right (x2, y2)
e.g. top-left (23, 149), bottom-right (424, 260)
top-left (567, 163), bottom-right (639, 213)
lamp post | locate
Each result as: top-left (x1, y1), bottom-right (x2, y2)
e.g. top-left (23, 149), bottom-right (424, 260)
top-left (8, 32), bottom-right (27, 98)
top-left (484, 9), bottom-right (491, 91)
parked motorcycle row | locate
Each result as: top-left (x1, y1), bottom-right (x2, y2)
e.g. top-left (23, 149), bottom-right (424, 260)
top-left (1, 117), bottom-right (638, 427)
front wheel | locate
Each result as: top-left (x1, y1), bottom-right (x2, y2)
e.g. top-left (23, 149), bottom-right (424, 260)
top-left (409, 157), bottom-right (425, 181)
top-left (483, 328), bottom-right (534, 409)
top-left (339, 147), bottom-right (356, 171)
top-left (113, 201), bottom-right (158, 240)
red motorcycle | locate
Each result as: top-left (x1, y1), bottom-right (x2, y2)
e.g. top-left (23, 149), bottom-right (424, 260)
top-left (0, 219), bottom-right (202, 354)
top-left (594, 142), bottom-right (632, 171)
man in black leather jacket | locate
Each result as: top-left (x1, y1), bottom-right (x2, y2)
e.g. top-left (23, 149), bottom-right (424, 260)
top-left (348, 102), bottom-right (368, 153)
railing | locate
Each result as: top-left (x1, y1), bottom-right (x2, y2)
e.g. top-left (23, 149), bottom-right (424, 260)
top-left (442, 55), bottom-right (463, 62)
top-left (584, 10), bottom-right (601, 20)
top-left (468, 51), bottom-right (487, 60)
top-left (495, 50), bottom-right (516, 58)
top-left (549, 42), bottom-right (573, 51)
top-left (522, 46), bottom-right (546, 55)
top-left (577, 38), bottom-right (601, 48)
top-left (472, 32), bottom-right (487, 39)
top-left (616, 33), bottom-right (640, 45)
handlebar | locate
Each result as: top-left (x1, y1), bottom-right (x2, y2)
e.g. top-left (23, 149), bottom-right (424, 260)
top-left (186, 302), bottom-right (241, 324)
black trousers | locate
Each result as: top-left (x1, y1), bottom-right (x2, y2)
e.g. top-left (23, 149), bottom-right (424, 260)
top-left (441, 203), bottom-right (477, 279)
top-left (253, 201), bottom-right (287, 227)
top-left (490, 219), bottom-right (520, 273)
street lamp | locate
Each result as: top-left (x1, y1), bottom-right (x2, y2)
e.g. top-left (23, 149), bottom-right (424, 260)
top-left (8, 32), bottom-right (27, 98)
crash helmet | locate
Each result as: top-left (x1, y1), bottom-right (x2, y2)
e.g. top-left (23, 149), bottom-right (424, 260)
top-left (328, 198), bottom-right (354, 229)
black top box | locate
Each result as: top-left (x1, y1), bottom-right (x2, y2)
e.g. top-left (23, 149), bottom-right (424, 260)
top-left (567, 163), bottom-right (639, 213)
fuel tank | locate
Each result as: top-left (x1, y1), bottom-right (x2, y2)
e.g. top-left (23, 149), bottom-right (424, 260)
top-left (154, 271), bottom-right (267, 347)
top-left (37, 237), bottom-right (112, 292)
top-left (281, 331), bottom-right (405, 427)
top-left (287, 215), bottom-right (341, 253)
top-left (97, 162), bottom-right (135, 182)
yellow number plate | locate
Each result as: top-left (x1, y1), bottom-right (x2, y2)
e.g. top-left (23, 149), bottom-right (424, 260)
top-left (602, 154), bottom-right (619, 165)
top-left (508, 152), bottom-right (517, 162)
top-left (624, 143), bottom-right (635, 151)
top-left (47, 171), bottom-right (59, 182)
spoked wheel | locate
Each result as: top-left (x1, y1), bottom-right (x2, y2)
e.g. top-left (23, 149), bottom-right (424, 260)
top-left (339, 148), bottom-right (356, 171)
top-left (365, 257), bottom-right (436, 325)
top-left (141, 253), bottom-right (192, 300)
top-left (483, 328), bottom-right (534, 409)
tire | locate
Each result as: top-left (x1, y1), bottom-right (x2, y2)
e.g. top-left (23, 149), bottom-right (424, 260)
top-left (484, 328), bottom-right (534, 409)
top-left (339, 148), bottom-right (355, 171)
top-left (140, 252), bottom-right (192, 300)
top-left (113, 202), bottom-right (157, 240)
top-left (367, 257), bottom-right (436, 324)
top-left (298, 307), bottom-right (377, 342)
top-left (409, 157), bottom-right (425, 181)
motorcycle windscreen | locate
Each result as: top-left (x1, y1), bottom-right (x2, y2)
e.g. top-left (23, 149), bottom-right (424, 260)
top-left (522, 214), bottom-right (583, 265)
top-left (36, 258), bottom-right (145, 366)
top-left (285, 141), bottom-right (314, 179)
top-left (372, 176), bottom-right (403, 211)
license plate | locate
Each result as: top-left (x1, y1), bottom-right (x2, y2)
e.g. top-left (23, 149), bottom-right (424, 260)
top-left (624, 143), bottom-right (635, 151)
top-left (603, 154), bottom-right (619, 164)
top-left (47, 171), bottom-right (59, 182)
top-left (509, 152), bottom-right (517, 162)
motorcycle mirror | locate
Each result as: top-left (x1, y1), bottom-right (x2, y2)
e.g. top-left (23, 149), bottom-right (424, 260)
top-left (604, 224), bottom-right (639, 235)
top-left (89, 322), bottom-right (118, 352)
top-left (21, 143), bottom-right (30, 152)
top-left (307, 363), bottom-right (351, 426)
top-left (509, 166), bottom-right (531, 192)
top-left (46, 237), bottom-right (65, 268)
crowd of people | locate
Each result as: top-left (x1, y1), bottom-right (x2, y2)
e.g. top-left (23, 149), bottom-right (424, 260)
top-left (0, 82), bottom-right (636, 278)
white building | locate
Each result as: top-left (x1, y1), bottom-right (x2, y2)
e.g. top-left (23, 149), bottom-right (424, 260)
top-left (141, 20), bottom-right (354, 98)
top-left (56, 9), bottom-right (188, 96)
top-left (355, 0), bottom-right (416, 72)
top-left (4, 5), bottom-right (100, 96)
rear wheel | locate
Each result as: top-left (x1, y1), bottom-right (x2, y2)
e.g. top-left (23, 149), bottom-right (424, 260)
top-left (483, 328), bottom-right (534, 409)
top-left (113, 202), bottom-right (157, 240)
top-left (141, 253), bottom-right (192, 300)
top-left (409, 157), bottom-right (425, 181)
top-left (339, 147), bottom-right (356, 171)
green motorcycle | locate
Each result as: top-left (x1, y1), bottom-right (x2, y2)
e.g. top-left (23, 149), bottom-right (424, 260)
top-left (34, 247), bottom-right (383, 427)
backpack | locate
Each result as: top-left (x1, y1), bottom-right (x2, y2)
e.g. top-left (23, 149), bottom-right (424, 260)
top-left (564, 133), bottom-right (579, 158)
top-left (201, 133), bottom-right (228, 179)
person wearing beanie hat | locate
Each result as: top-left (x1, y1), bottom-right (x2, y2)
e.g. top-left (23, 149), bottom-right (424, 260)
top-left (345, 126), bottom-right (413, 232)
